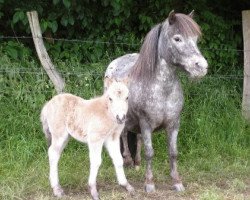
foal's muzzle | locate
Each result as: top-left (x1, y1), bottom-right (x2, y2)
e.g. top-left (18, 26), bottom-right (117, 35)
top-left (116, 114), bottom-right (126, 124)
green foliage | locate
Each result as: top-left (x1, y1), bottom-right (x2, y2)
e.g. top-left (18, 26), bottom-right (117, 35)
top-left (0, 0), bottom-right (248, 73)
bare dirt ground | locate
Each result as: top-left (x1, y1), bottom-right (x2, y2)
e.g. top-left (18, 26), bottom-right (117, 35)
top-left (28, 178), bottom-right (250, 200)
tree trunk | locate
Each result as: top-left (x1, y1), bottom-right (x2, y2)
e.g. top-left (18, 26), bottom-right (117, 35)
top-left (27, 11), bottom-right (65, 94)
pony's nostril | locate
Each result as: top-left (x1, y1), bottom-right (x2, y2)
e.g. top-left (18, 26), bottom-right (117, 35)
top-left (195, 62), bottom-right (200, 67)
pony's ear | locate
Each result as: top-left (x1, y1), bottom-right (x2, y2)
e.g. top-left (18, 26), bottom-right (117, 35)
top-left (168, 10), bottom-right (176, 25)
top-left (188, 10), bottom-right (195, 18)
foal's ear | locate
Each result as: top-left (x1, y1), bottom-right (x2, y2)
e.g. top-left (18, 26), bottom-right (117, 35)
top-left (188, 10), bottom-right (195, 18)
top-left (121, 76), bottom-right (130, 86)
top-left (104, 77), bottom-right (113, 91)
top-left (168, 10), bottom-right (176, 25)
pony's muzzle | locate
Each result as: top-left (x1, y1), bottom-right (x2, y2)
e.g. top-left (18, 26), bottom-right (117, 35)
top-left (116, 114), bottom-right (126, 124)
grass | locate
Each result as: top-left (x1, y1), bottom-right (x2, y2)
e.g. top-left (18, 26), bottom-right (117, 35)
top-left (0, 44), bottom-right (249, 200)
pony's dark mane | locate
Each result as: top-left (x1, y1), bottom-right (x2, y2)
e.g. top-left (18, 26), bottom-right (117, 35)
top-left (131, 13), bottom-right (201, 82)
top-left (130, 24), bottom-right (162, 83)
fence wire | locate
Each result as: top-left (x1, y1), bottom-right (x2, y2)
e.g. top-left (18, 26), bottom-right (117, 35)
top-left (0, 68), bottom-right (245, 80)
top-left (0, 35), bottom-right (249, 52)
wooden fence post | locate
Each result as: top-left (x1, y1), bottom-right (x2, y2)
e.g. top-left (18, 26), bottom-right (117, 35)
top-left (27, 11), bottom-right (65, 93)
top-left (242, 10), bottom-right (250, 121)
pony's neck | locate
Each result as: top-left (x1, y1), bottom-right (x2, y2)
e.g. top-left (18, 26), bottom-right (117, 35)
top-left (155, 57), bottom-right (178, 82)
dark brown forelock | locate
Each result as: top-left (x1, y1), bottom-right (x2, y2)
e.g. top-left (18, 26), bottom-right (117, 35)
top-left (174, 13), bottom-right (202, 38)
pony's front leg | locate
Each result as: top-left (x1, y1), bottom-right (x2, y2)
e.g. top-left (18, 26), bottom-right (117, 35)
top-left (134, 133), bottom-right (142, 170)
top-left (121, 130), bottom-right (134, 166)
top-left (105, 136), bottom-right (135, 195)
top-left (140, 122), bottom-right (155, 193)
top-left (88, 140), bottom-right (104, 200)
top-left (166, 122), bottom-right (185, 192)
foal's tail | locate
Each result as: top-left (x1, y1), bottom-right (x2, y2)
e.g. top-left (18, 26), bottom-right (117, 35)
top-left (40, 104), bottom-right (52, 148)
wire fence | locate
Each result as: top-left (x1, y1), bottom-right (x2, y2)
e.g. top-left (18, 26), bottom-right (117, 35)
top-left (0, 35), bottom-right (246, 98)
top-left (0, 35), bottom-right (249, 52)
top-left (0, 67), bottom-right (245, 80)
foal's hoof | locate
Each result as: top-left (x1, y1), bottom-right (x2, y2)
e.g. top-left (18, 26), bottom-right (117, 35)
top-left (53, 186), bottom-right (65, 197)
top-left (91, 195), bottom-right (100, 200)
top-left (145, 183), bottom-right (156, 193)
top-left (173, 183), bottom-right (185, 192)
top-left (126, 184), bottom-right (135, 196)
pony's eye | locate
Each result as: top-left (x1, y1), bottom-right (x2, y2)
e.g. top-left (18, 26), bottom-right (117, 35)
top-left (109, 97), bottom-right (113, 102)
top-left (174, 37), bottom-right (181, 42)
top-left (126, 97), bottom-right (128, 101)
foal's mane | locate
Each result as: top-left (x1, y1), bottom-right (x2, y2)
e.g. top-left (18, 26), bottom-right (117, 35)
top-left (130, 13), bottom-right (201, 83)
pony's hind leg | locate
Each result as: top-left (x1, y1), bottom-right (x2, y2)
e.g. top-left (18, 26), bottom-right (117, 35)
top-left (166, 122), bottom-right (185, 192)
top-left (121, 130), bottom-right (134, 166)
top-left (88, 140), bottom-right (104, 200)
top-left (48, 131), bottom-right (69, 197)
top-left (105, 136), bottom-right (135, 194)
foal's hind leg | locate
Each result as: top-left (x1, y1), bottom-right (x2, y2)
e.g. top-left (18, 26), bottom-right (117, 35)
top-left (166, 121), bottom-right (185, 192)
top-left (121, 130), bottom-right (134, 166)
top-left (48, 132), bottom-right (69, 197)
top-left (88, 140), bottom-right (104, 200)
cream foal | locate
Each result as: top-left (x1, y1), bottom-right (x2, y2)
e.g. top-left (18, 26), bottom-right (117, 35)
top-left (40, 79), bottom-right (134, 200)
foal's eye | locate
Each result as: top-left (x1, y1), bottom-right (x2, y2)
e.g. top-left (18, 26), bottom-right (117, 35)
top-left (174, 37), bottom-right (182, 42)
top-left (109, 97), bottom-right (113, 102)
top-left (126, 97), bottom-right (128, 101)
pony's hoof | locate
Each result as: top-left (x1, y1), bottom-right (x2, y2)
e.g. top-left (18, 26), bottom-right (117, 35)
top-left (145, 183), bottom-right (156, 193)
top-left (173, 183), bottom-right (185, 192)
top-left (135, 165), bottom-right (140, 171)
top-left (123, 157), bottom-right (134, 167)
top-left (53, 186), bottom-right (65, 197)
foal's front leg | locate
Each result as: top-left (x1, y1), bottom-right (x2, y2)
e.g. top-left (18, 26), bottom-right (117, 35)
top-left (88, 140), bottom-right (104, 200)
top-left (167, 122), bottom-right (185, 192)
top-left (105, 136), bottom-right (135, 194)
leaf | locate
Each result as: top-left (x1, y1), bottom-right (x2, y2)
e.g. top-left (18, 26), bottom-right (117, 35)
top-left (13, 12), bottom-right (20, 24)
top-left (18, 11), bottom-right (25, 20)
top-left (40, 20), bottom-right (48, 32)
top-left (51, 21), bottom-right (58, 33)
top-left (53, 0), bottom-right (60, 5)
top-left (61, 15), bottom-right (68, 26)
top-left (63, 0), bottom-right (71, 9)
top-left (0, 12), bottom-right (3, 19)
top-left (6, 48), bottom-right (18, 60)
top-left (68, 15), bottom-right (74, 25)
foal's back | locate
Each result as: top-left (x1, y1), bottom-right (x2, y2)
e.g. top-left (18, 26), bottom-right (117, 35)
top-left (41, 93), bottom-right (114, 143)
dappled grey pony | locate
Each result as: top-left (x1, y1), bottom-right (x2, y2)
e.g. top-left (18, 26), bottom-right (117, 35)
top-left (105, 10), bottom-right (208, 193)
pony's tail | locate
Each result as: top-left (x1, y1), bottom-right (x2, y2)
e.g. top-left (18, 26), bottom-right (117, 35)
top-left (40, 104), bottom-right (52, 148)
